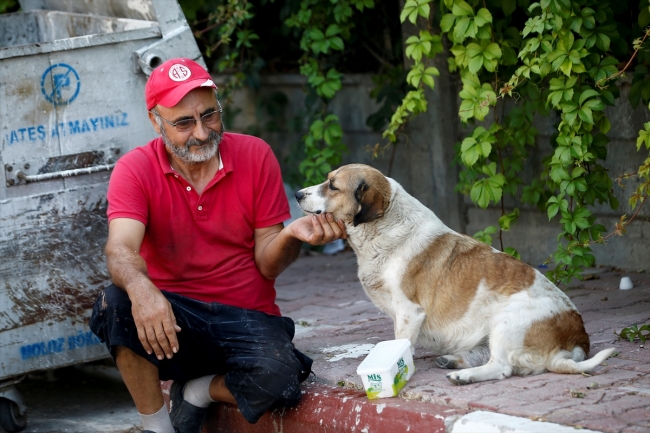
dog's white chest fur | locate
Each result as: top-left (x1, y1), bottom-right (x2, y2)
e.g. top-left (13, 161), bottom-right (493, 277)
top-left (349, 179), bottom-right (455, 349)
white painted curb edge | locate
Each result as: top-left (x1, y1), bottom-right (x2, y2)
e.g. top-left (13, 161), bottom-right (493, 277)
top-left (450, 411), bottom-right (603, 433)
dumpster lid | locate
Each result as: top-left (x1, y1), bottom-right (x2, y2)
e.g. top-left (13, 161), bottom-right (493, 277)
top-left (18, 0), bottom-right (156, 21)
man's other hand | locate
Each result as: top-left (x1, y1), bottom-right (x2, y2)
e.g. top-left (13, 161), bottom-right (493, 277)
top-left (130, 282), bottom-right (182, 360)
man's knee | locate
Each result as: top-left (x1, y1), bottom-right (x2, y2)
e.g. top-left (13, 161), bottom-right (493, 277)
top-left (99, 284), bottom-right (131, 309)
top-left (226, 362), bottom-right (302, 424)
top-left (231, 352), bottom-right (304, 401)
top-left (89, 285), bottom-right (145, 361)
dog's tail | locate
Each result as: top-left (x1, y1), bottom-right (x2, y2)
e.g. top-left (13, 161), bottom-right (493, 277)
top-left (547, 347), bottom-right (617, 374)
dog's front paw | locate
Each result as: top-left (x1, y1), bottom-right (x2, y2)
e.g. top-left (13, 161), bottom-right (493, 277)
top-left (446, 372), bottom-right (473, 386)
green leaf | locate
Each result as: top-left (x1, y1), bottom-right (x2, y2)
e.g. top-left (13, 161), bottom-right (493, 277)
top-left (499, 208), bottom-right (520, 231)
top-left (473, 225), bottom-right (498, 245)
top-left (559, 58), bottom-right (573, 76)
top-left (583, 98), bottom-right (604, 111)
top-left (325, 24), bottom-right (341, 37)
top-left (504, 247), bottom-right (521, 259)
top-left (460, 133), bottom-right (492, 167)
top-left (407, 64), bottom-right (425, 87)
top-left (401, 0), bottom-right (419, 23)
top-left (452, 0), bottom-right (473, 16)
top-left (400, 0), bottom-right (415, 22)
top-left (465, 41), bottom-right (502, 74)
top-left (474, 8), bottom-right (492, 27)
top-left (310, 120), bottom-right (324, 139)
top-left (453, 17), bottom-right (472, 41)
top-left (333, 3), bottom-right (353, 23)
top-left (468, 56), bottom-right (484, 74)
top-left (329, 36), bottom-right (344, 51)
top-left (640, 3), bottom-right (650, 27)
top-left (502, 0), bottom-right (516, 15)
top-left (484, 43), bottom-right (502, 60)
top-left (528, 2), bottom-right (541, 12)
top-left (550, 164), bottom-right (570, 183)
top-left (578, 107), bottom-right (594, 124)
top-left (579, 89), bottom-right (600, 105)
top-left (400, 0), bottom-right (432, 23)
top-left (458, 75), bottom-right (495, 121)
top-left (637, 122), bottom-right (650, 150)
top-left (440, 13), bottom-right (456, 32)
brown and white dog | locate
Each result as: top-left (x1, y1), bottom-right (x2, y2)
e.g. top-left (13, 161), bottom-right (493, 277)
top-left (295, 164), bottom-right (615, 385)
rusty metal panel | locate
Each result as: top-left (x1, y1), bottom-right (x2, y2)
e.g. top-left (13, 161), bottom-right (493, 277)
top-left (0, 184), bottom-right (111, 377)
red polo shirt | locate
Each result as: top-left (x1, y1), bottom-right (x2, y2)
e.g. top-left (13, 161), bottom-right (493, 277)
top-left (106, 133), bottom-right (290, 316)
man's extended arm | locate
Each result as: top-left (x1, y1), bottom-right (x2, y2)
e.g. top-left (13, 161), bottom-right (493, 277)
top-left (105, 218), bottom-right (181, 360)
top-left (254, 213), bottom-right (347, 279)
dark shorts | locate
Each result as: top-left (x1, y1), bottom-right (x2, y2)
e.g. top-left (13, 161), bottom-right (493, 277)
top-left (89, 284), bottom-right (312, 424)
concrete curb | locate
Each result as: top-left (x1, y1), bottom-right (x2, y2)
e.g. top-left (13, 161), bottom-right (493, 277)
top-left (200, 382), bottom-right (465, 432)
top-left (195, 381), bottom-right (608, 433)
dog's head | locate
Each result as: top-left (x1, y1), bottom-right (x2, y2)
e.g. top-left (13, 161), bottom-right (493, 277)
top-left (295, 164), bottom-right (391, 227)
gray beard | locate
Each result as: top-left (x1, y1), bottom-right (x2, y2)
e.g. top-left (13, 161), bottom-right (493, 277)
top-left (162, 123), bottom-right (224, 165)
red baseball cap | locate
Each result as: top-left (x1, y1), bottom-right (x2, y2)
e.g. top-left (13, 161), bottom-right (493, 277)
top-left (145, 58), bottom-right (217, 110)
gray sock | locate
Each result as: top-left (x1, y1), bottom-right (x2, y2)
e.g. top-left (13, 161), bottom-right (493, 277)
top-left (139, 403), bottom-right (174, 433)
top-left (183, 374), bottom-right (218, 408)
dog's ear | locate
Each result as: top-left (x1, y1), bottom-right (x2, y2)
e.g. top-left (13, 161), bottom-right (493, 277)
top-left (353, 181), bottom-right (385, 226)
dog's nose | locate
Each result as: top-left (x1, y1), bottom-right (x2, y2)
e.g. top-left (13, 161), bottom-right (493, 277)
top-left (295, 191), bottom-right (304, 200)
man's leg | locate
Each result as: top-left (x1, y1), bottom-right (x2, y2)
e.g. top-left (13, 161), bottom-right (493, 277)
top-left (181, 374), bottom-right (236, 407)
top-left (114, 346), bottom-right (175, 433)
top-left (90, 286), bottom-right (176, 433)
top-left (114, 346), bottom-right (165, 414)
top-left (209, 375), bottom-right (237, 404)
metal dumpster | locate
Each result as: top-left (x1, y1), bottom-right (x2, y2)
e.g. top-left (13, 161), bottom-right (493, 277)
top-left (0, 1), bottom-right (203, 430)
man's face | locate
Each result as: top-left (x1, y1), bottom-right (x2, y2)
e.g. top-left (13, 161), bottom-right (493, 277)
top-left (149, 87), bottom-right (223, 165)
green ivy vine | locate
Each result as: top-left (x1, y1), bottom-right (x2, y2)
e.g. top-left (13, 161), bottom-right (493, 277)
top-left (391, 0), bottom-right (650, 283)
top-left (176, 0), bottom-right (650, 283)
top-left (285, 0), bottom-right (376, 186)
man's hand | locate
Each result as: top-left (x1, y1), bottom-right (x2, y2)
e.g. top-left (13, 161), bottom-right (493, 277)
top-left (253, 213), bottom-right (347, 279)
top-left (288, 213), bottom-right (347, 245)
top-left (129, 282), bottom-right (182, 360)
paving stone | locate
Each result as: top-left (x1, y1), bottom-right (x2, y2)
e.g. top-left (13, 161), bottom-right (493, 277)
top-left (579, 415), bottom-right (632, 433)
top-left (589, 368), bottom-right (646, 385)
top-left (499, 398), bottom-right (581, 418)
top-left (581, 393), bottom-right (650, 416)
top-left (544, 407), bottom-right (590, 425)
top-left (621, 425), bottom-right (650, 433)
top-left (621, 408), bottom-right (650, 427)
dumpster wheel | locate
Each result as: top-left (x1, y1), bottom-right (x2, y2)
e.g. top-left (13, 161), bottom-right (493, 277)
top-left (0, 398), bottom-right (26, 432)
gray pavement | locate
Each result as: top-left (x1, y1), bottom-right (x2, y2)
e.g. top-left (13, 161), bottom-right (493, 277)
top-left (7, 362), bottom-right (139, 433)
top-left (6, 249), bottom-right (650, 433)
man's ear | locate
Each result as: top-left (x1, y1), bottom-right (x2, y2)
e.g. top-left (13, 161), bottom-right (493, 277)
top-left (148, 110), bottom-right (162, 134)
top-left (353, 181), bottom-right (385, 226)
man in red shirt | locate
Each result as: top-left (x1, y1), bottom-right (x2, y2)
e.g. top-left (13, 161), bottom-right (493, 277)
top-left (90, 58), bottom-right (346, 433)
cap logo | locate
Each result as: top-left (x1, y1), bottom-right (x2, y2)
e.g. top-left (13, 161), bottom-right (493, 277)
top-left (168, 64), bottom-right (191, 82)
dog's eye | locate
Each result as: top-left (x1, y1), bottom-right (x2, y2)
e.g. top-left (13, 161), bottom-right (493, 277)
top-left (328, 181), bottom-right (339, 191)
